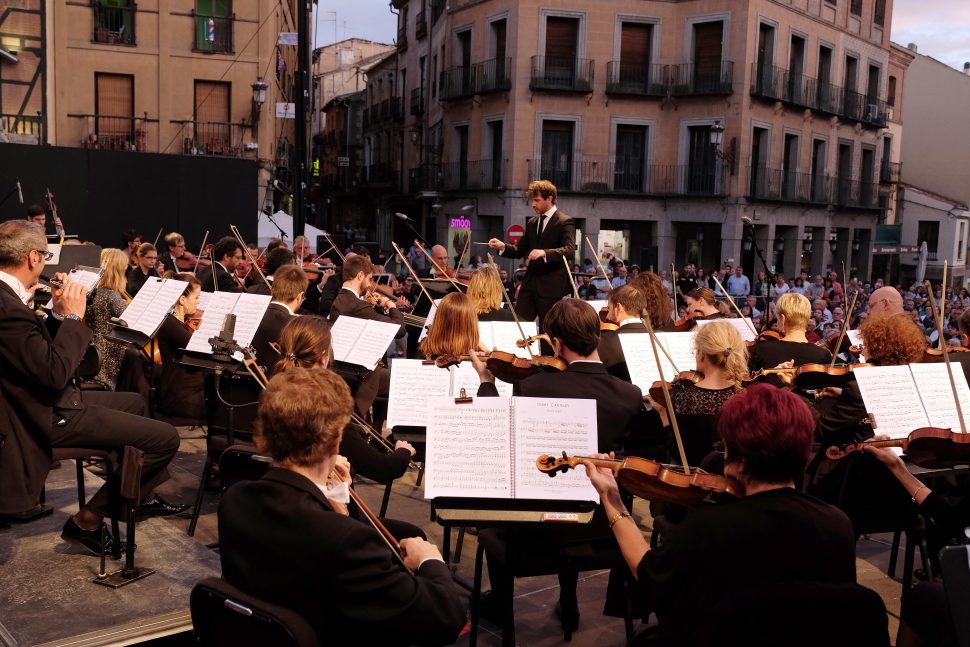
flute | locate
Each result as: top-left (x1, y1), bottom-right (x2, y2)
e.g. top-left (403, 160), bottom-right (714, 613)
top-left (40, 274), bottom-right (65, 289)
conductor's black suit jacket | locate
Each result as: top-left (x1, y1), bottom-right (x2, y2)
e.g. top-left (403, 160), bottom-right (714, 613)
top-left (500, 209), bottom-right (577, 300)
top-left (219, 468), bottom-right (467, 647)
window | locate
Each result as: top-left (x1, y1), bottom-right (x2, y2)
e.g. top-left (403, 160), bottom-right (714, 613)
top-left (687, 124), bottom-right (716, 194)
top-left (887, 75), bottom-right (897, 107)
top-left (490, 19), bottom-right (509, 88)
top-left (619, 22), bottom-right (653, 82)
top-left (837, 142), bottom-right (853, 204)
top-left (918, 220), bottom-right (940, 255)
top-left (485, 120), bottom-right (503, 188)
top-left (95, 72), bottom-right (134, 140)
top-left (544, 16), bottom-right (580, 87)
top-left (693, 21), bottom-right (724, 91)
top-left (454, 124), bottom-right (469, 188)
top-left (749, 127), bottom-right (769, 196)
top-left (541, 120), bottom-right (575, 189)
top-left (782, 133), bottom-right (799, 199)
top-left (850, 0), bottom-right (862, 16)
top-left (960, 222), bottom-right (966, 261)
top-left (614, 124), bottom-right (648, 192)
top-left (811, 139), bottom-right (827, 202)
top-left (874, 0), bottom-right (886, 26)
top-left (195, 0), bottom-right (233, 53)
top-left (92, 0), bottom-right (136, 45)
top-left (816, 45), bottom-right (834, 111)
top-left (194, 80), bottom-right (231, 155)
top-left (754, 23), bottom-right (775, 94)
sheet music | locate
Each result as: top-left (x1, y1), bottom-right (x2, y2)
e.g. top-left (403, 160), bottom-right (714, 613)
top-left (854, 365), bottom-right (930, 439)
top-left (450, 362), bottom-right (513, 399)
top-left (908, 363), bottom-right (970, 432)
top-left (694, 317), bottom-right (757, 342)
top-left (330, 317), bottom-right (400, 368)
top-left (425, 397), bottom-right (513, 499)
top-left (657, 332), bottom-right (697, 374)
top-left (418, 299), bottom-right (441, 342)
top-left (117, 278), bottom-right (188, 337)
top-left (585, 300), bottom-right (607, 313)
top-left (48, 244), bottom-right (62, 265)
top-left (846, 329), bottom-right (864, 348)
top-left (117, 277), bottom-right (163, 332)
top-left (484, 321), bottom-right (539, 359)
top-left (512, 397), bottom-right (599, 502)
top-left (386, 359), bottom-right (454, 428)
top-left (229, 294), bottom-right (272, 349)
top-left (68, 267), bottom-right (103, 292)
top-left (185, 291), bottom-right (239, 354)
top-left (618, 333), bottom-right (678, 394)
top-left (197, 291), bottom-right (213, 311)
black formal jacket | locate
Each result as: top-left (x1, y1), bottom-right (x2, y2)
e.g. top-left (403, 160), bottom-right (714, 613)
top-left (477, 307), bottom-right (516, 322)
top-left (328, 288), bottom-right (406, 338)
top-left (125, 267), bottom-right (160, 297)
top-left (317, 275), bottom-right (342, 316)
top-left (499, 209), bottom-right (576, 299)
top-left (156, 314), bottom-right (205, 419)
top-left (598, 321), bottom-right (647, 382)
top-left (251, 302), bottom-right (294, 372)
top-left (197, 262), bottom-right (243, 293)
top-left (219, 468), bottom-right (466, 647)
top-left (0, 282), bottom-right (92, 512)
top-left (478, 361), bottom-right (643, 452)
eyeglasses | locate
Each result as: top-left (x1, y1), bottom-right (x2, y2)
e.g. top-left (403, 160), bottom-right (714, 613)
top-left (33, 249), bottom-right (54, 261)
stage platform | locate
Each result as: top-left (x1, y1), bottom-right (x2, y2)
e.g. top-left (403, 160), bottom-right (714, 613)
top-left (0, 461), bottom-right (219, 647)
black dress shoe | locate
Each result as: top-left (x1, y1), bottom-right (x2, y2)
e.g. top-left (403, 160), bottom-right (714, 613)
top-left (137, 495), bottom-right (190, 518)
top-left (1, 503), bottom-right (53, 522)
top-left (555, 598), bottom-right (580, 641)
top-left (61, 518), bottom-right (126, 556)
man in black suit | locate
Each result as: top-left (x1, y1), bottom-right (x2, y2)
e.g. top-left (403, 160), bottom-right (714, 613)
top-left (245, 247), bottom-right (297, 297)
top-left (470, 298), bottom-right (644, 633)
top-left (251, 266), bottom-right (308, 372)
top-left (488, 179), bottom-right (576, 328)
top-left (598, 285), bottom-right (648, 382)
top-left (197, 236), bottom-right (244, 293)
top-left (0, 220), bottom-right (184, 553)
top-left (219, 368), bottom-right (466, 647)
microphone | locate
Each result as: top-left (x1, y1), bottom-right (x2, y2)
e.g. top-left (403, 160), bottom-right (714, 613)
top-left (209, 313), bottom-right (239, 362)
top-left (16, 179), bottom-right (23, 204)
top-left (394, 212), bottom-right (414, 222)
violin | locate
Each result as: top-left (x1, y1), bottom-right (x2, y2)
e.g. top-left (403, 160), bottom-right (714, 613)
top-left (825, 427), bottom-right (970, 470)
top-left (431, 351), bottom-right (568, 383)
top-left (175, 251), bottom-right (211, 272)
top-left (537, 452), bottom-right (744, 506)
top-left (673, 310), bottom-right (702, 332)
top-left (787, 362), bottom-right (873, 389)
top-left (922, 346), bottom-right (970, 363)
top-left (599, 308), bottom-right (620, 332)
top-left (647, 371), bottom-right (703, 412)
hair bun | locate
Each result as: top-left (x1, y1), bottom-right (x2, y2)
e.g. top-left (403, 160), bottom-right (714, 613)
top-left (285, 352), bottom-right (298, 361)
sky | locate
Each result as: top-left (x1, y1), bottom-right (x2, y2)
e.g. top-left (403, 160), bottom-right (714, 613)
top-left (314, 0), bottom-right (970, 71)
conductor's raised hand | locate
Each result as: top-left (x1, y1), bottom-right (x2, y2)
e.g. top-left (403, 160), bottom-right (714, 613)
top-left (487, 238), bottom-right (506, 253)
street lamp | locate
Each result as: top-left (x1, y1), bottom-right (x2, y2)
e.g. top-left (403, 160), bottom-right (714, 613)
top-left (773, 237), bottom-right (785, 253)
top-left (251, 78), bottom-right (269, 130)
top-left (743, 230), bottom-right (754, 252)
top-left (829, 233), bottom-right (838, 254)
top-left (851, 237), bottom-right (861, 254)
top-left (709, 120), bottom-right (737, 175)
top-left (802, 234), bottom-right (814, 253)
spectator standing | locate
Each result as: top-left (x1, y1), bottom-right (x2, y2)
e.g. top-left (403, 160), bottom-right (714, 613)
top-left (725, 266), bottom-right (750, 299)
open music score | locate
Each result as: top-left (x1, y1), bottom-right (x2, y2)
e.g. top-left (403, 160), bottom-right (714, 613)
top-left (116, 277), bottom-right (189, 337)
top-left (481, 321), bottom-right (540, 358)
top-left (854, 364), bottom-right (970, 442)
top-left (424, 396), bottom-right (599, 502)
top-left (185, 292), bottom-right (271, 357)
top-left (693, 317), bottom-right (757, 343)
top-left (386, 358), bottom-right (513, 429)
top-left (61, 265), bottom-right (104, 292)
top-left (619, 332), bottom-right (697, 394)
top-left (417, 299), bottom-right (441, 342)
top-left (329, 317), bottom-right (402, 368)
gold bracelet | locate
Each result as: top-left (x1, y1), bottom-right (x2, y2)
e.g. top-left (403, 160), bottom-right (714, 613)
top-left (609, 510), bottom-right (632, 529)
top-left (911, 484), bottom-right (928, 503)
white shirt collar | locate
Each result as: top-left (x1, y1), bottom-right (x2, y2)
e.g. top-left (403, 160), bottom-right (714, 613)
top-left (274, 300), bottom-right (297, 315)
top-left (341, 285), bottom-right (361, 299)
top-left (0, 270), bottom-right (33, 306)
top-left (619, 317), bottom-right (641, 327)
top-left (543, 205), bottom-right (558, 218)
top-left (569, 359), bottom-right (602, 365)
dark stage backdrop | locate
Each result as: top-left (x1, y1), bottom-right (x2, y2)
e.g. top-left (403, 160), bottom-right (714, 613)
top-left (0, 143), bottom-right (258, 250)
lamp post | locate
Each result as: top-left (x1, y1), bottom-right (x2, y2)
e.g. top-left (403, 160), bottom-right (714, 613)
top-left (709, 120), bottom-right (737, 175)
top-left (251, 78), bottom-right (268, 134)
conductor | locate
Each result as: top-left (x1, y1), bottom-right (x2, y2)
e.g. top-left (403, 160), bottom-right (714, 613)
top-left (488, 180), bottom-right (576, 327)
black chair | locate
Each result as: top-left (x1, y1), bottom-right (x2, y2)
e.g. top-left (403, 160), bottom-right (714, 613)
top-left (187, 372), bottom-right (261, 536)
top-left (694, 581), bottom-right (890, 646)
top-left (46, 447), bottom-right (122, 559)
top-left (941, 545), bottom-right (970, 647)
top-left (218, 444), bottom-right (272, 492)
top-left (191, 577), bottom-right (321, 647)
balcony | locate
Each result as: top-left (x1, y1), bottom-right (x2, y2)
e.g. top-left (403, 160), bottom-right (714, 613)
top-left (605, 62), bottom-right (667, 97)
top-left (670, 61), bottom-right (733, 96)
top-left (397, 27), bottom-right (408, 52)
top-left (439, 159), bottom-right (506, 191)
top-left (748, 166), bottom-right (879, 209)
top-left (92, 2), bottom-right (136, 46)
top-left (750, 63), bottom-right (888, 128)
top-left (193, 13), bottom-right (234, 54)
top-left (529, 56), bottom-right (594, 93)
top-left (880, 160), bottom-right (901, 184)
top-left (440, 58), bottom-right (512, 100)
top-left (527, 158), bottom-right (727, 197)
top-left (410, 88), bottom-right (424, 116)
top-left (69, 113), bottom-right (155, 152)
top-left (415, 11), bottom-right (427, 39)
top-left (1, 113), bottom-right (43, 145)
top-left (409, 164), bottom-right (442, 193)
top-left (175, 120), bottom-right (247, 157)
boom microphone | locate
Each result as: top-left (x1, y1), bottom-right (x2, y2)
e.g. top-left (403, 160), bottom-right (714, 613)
top-left (16, 180), bottom-right (23, 205)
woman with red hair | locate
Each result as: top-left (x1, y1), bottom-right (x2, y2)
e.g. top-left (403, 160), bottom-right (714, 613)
top-left (583, 384), bottom-right (860, 645)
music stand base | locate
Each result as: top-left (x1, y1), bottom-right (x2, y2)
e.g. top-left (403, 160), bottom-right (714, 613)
top-left (93, 567), bottom-right (156, 588)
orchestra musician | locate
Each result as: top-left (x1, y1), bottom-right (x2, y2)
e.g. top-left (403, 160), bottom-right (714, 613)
top-left (125, 242), bottom-right (162, 296)
top-left (597, 285), bottom-right (647, 382)
top-left (26, 203), bottom-right (66, 237)
top-left (467, 265), bottom-right (515, 322)
top-left (251, 265), bottom-right (307, 372)
top-left (245, 247), bottom-right (297, 297)
top-left (748, 293), bottom-right (833, 372)
top-left (159, 232), bottom-right (210, 274)
top-left (84, 248), bottom-right (132, 391)
top-left (0, 220), bottom-right (185, 552)
top-left (582, 384), bottom-right (858, 645)
top-left (217, 368), bottom-right (466, 647)
top-left (122, 229), bottom-right (142, 269)
top-left (684, 286), bottom-right (726, 321)
top-left (196, 236), bottom-right (245, 293)
top-left (487, 180), bottom-right (577, 328)
top-left (470, 298), bottom-right (644, 634)
top-left (628, 271), bottom-right (676, 331)
top-left (155, 273), bottom-right (205, 420)
top-left (419, 292), bottom-right (485, 359)
top-left (293, 235), bottom-right (312, 262)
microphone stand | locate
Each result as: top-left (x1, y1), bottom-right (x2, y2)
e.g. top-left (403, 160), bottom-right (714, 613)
top-left (261, 209), bottom-right (288, 241)
top-left (744, 221), bottom-right (774, 321)
top-left (397, 216), bottom-right (429, 249)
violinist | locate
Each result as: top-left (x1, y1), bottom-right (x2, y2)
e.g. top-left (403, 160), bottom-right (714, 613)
top-left (628, 271), bottom-right (676, 330)
top-left (155, 273), bottom-right (205, 420)
top-left (470, 297), bottom-right (644, 635)
top-left (125, 243), bottom-right (162, 296)
top-left (293, 235), bottom-right (312, 262)
top-left (250, 266), bottom-right (307, 373)
top-left (160, 232), bottom-right (210, 274)
top-left (196, 236), bottom-right (245, 293)
top-left (581, 384), bottom-right (857, 646)
top-left (245, 248), bottom-right (297, 297)
top-left (419, 292), bottom-right (484, 359)
top-left (685, 286), bottom-right (725, 321)
top-left (218, 368), bottom-right (466, 647)
top-left (122, 228), bottom-right (142, 270)
top-left (467, 265), bottom-right (515, 321)
top-left (597, 285), bottom-right (647, 382)
top-left (748, 293), bottom-right (832, 373)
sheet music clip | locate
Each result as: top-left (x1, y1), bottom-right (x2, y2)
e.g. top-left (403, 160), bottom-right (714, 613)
top-left (454, 388), bottom-right (473, 404)
top-left (862, 413), bottom-right (878, 430)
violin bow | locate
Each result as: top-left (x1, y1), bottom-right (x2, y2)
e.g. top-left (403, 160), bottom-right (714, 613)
top-left (45, 188), bottom-right (66, 240)
top-left (585, 237), bottom-right (613, 294)
top-left (392, 242), bottom-right (436, 310)
top-left (350, 413), bottom-right (420, 471)
top-left (564, 256), bottom-right (580, 299)
top-left (151, 226), bottom-right (163, 249)
top-left (229, 224), bottom-right (271, 290)
top-left (488, 252), bottom-right (535, 360)
top-left (710, 274), bottom-right (758, 338)
top-left (926, 270), bottom-right (967, 434)
top-left (320, 231), bottom-right (346, 263)
top-left (642, 316), bottom-right (691, 474)
top-left (414, 241), bottom-right (463, 292)
top-left (829, 290), bottom-right (858, 368)
top-left (938, 263), bottom-right (949, 351)
top-left (193, 230), bottom-right (210, 274)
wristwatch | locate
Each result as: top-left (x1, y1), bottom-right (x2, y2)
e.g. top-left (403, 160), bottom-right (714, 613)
top-left (64, 313), bottom-right (82, 322)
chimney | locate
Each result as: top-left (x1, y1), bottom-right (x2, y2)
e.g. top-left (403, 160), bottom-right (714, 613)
top-left (964, 62), bottom-right (970, 76)
top-left (908, 42), bottom-right (918, 53)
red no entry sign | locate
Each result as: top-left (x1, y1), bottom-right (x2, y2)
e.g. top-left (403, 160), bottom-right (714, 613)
top-left (507, 224), bottom-right (525, 244)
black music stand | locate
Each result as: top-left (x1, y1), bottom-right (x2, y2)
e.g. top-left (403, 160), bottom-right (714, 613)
top-left (107, 323), bottom-right (162, 416)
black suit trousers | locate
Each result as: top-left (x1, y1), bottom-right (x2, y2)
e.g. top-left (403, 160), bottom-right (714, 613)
top-left (52, 391), bottom-right (180, 516)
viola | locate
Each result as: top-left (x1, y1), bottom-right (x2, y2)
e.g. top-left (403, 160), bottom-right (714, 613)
top-left (922, 346), bottom-right (970, 363)
top-left (788, 362), bottom-right (873, 389)
top-left (431, 351), bottom-right (567, 383)
top-left (825, 427), bottom-right (970, 470)
top-left (537, 452), bottom-right (744, 506)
